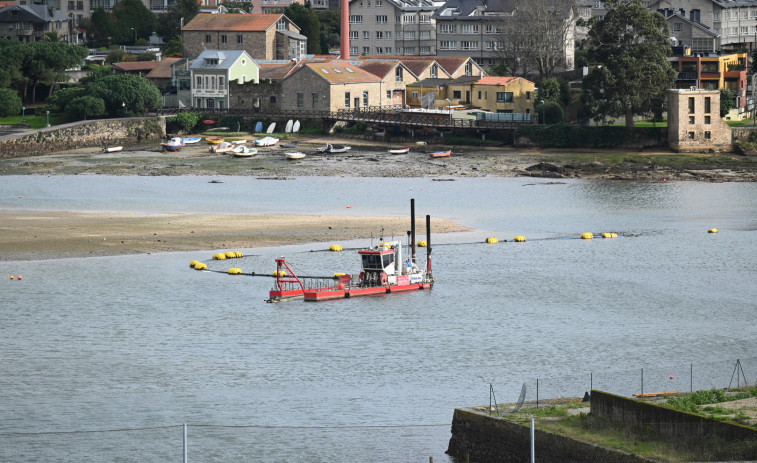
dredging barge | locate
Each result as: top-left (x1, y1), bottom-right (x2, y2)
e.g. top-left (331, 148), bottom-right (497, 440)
top-left (268, 199), bottom-right (434, 302)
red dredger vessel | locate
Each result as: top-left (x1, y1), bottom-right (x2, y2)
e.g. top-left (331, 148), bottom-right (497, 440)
top-left (268, 199), bottom-right (434, 302)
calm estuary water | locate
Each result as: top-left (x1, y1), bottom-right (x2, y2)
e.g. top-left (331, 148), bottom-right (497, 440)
top-left (1, 175), bottom-right (756, 462)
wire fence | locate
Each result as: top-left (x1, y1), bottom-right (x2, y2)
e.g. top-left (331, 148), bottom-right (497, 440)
top-left (493, 356), bottom-right (756, 410)
top-left (1, 357), bottom-right (754, 462)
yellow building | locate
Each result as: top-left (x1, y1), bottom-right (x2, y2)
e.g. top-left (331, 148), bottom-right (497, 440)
top-left (471, 76), bottom-right (536, 114)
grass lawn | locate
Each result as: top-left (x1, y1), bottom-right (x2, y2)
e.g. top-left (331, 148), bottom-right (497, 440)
top-left (0, 113), bottom-right (66, 129)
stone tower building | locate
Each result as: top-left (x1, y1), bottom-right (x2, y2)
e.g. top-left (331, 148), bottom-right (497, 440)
top-left (668, 88), bottom-right (732, 152)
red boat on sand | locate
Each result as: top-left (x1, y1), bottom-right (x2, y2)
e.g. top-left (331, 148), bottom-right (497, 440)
top-left (268, 199), bottom-right (434, 302)
top-left (429, 150), bottom-right (451, 158)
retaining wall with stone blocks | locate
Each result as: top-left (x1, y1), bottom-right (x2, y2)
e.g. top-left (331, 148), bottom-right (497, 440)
top-left (0, 118), bottom-right (165, 159)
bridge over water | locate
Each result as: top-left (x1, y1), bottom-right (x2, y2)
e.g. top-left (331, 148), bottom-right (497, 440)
top-left (157, 107), bottom-right (534, 133)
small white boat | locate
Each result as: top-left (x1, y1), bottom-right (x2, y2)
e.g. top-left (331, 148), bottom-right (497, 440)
top-left (210, 141), bottom-right (234, 153)
top-left (285, 151), bottom-right (305, 160)
top-left (388, 147), bottom-right (409, 154)
top-left (416, 141), bottom-right (427, 146)
top-left (232, 139), bottom-right (247, 144)
top-left (232, 146), bottom-right (257, 157)
top-left (315, 143), bottom-right (351, 154)
top-left (182, 137), bottom-right (202, 144)
top-left (102, 146), bottom-right (123, 153)
top-left (254, 136), bottom-right (279, 147)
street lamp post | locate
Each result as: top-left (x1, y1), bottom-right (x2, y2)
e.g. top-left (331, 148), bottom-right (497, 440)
top-left (21, 106), bottom-right (25, 122)
top-left (539, 100), bottom-right (545, 125)
top-left (131, 27), bottom-right (137, 44)
top-left (45, 110), bottom-right (50, 127)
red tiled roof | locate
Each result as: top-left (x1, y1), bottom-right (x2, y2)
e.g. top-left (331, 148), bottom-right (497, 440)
top-left (145, 58), bottom-right (182, 79)
top-left (258, 62), bottom-right (297, 80)
top-left (113, 61), bottom-right (161, 72)
top-left (358, 60), bottom-right (400, 79)
top-left (182, 13), bottom-right (282, 32)
top-left (476, 76), bottom-right (534, 86)
top-left (300, 63), bottom-right (380, 84)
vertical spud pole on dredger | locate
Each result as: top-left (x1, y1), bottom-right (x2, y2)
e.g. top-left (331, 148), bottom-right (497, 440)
top-left (426, 214), bottom-right (432, 278)
top-left (410, 198), bottom-right (416, 264)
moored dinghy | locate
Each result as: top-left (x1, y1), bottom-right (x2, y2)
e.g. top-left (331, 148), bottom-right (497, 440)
top-left (285, 151), bottom-right (305, 160)
top-left (210, 141), bottom-right (234, 153)
top-left (388, 147), bottom-right (409, 154)
top-left (161, 137), bottom-right (185, 152)
top-left (428, 150), bottom-right (451, 158)
top-left (232, 146), bottom-right (257, 157)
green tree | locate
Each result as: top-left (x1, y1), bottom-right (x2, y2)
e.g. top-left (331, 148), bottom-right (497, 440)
top-left (285, 3), bottom-right (321, 54)
top-left (23, 42), bottom-right (89, 102)
top-left (155, 0), bottom-right (199, 44)
top-left (168, 111), bottom-right (201, 133)
top-left (582, 0), bottom-right (677, 127)
top-left (535, 100), bottom-right (564, 124)
top-left (47, 87), bottom-right (86, 111)
top-left (86, 74), bottom-right (162, 116)
top-left (111, 0), bottom-right (157, 44)
top-left (0, 88), bottom-right (22, 117)
top-left (0, 39), bottom-right (31, 92)
top-left (163, 36), bottom-right (183, 58)
top-left (537, 78), bottom-right (562, 104)
top-left (87, 8), bottom-right (113, 48)
top-left (65, 96), bottom-right (106, 120)
top-left (486, 63), bottom-right (510, 77)
top-left (80, 64), bottom-right (113, 84)
top-left (317, 9), bottom-right (340, 52)
top-left (720, 88), bottom-right (735, 117)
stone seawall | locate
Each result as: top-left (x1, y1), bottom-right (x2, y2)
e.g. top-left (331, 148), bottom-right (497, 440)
top-left (446, 407), bottom-right (654, 462)
top-left (0, 117), bottom-right (166, 159)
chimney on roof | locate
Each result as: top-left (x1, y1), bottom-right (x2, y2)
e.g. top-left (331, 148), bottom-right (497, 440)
top-left (340, 0), bottom-right (350, 59)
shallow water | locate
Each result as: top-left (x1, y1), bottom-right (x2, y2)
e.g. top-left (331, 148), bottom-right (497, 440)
top-left (1, 176), bottom-right (756, 462)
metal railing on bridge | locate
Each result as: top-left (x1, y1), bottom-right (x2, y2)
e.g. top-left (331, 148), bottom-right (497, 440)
top-left (156, 106), bottom-right (533, 131)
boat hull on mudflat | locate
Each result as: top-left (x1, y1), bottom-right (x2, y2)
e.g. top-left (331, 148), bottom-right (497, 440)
top-left (429, 150), bottom-right (451, 158)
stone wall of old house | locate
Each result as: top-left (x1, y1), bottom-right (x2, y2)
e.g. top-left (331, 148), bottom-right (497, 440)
top-left (182, 31), bottom-right (271, 59)
top-left (229, 80), bottom-right (282, 113)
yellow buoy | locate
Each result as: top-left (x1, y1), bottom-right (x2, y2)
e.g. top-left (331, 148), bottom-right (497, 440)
top-left (274, 270), bottom-right (286, 277)
top-left (330, 244), bottom-right (343, 252)
top-left (9, 275), bottom-right (14, 280)
top-left (417, 240), bottom-right (428, 247)
top-left (708, 228), bottom-right (718, 234)
top-left (601, 233), bottom-right (618, 239)
top-left (333, 272), bottom-right (346, 277)
top-left (513, 236), bottom-right (526, 242)
top-left (581, 232), bottom-right (594, 240)
top-left (190, 260), bottom-right (200, 268)
top-left (486, 237), bottom-right (499, 244)
top-left (228, 268), bottom-right (243, 275)
top-left (235, 251), bottom-right (244, 258)
top-left (224, 251), bottom-right (237, 259)
top-left (213, 253), bottom-right (226, 260)
top-left (194, 262), bottom-right (208, 270)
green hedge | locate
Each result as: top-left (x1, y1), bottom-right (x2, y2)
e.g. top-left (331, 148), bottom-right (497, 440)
top-left (514, 124), bottom-right (667, 148)
top-left (515, 124), bottom-right (627, 147)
